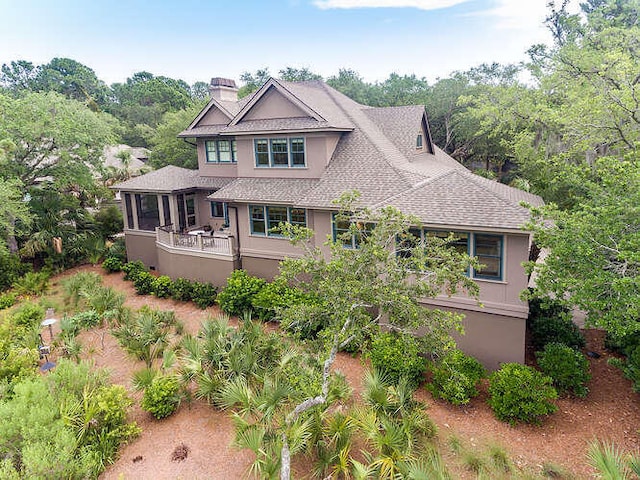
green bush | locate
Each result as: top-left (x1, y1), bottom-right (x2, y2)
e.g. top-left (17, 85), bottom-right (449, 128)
top-left (133, 271), bottom-right (155, 295)
top-left (536, 343), bottom-right (590, 397)
top-left (106, 238), bottom-right (128, 263)
top-left (170, 277), bottom-right (193, 302)
top-left (12, 302), bottom-right (45, 328)
top-left (0, 292), bottom-right (16, 310)
top-left (251, 278), bottom-right (309, 321)
top-left (488, 363), bottom-right (558, 425)
top-left (611, 345), bottom-right (640, 393)
top-left (530, 314), bottom-right (585, 351)
top-left (191, 281), bottom-right (217, 309)
top-left (0, 253), bottom-right (31, 292)
top-left (368, 332), bottom-right (427, 387)
top-left (141, 375), bottom-right (181, 419)
top-left (12, 271), bottom-right (50, 296)
top-left (61, 271), bottom-right (103, 307)
top-left (122, 260), bottom-right (146, 281)
top-left (70, 310), bottom-right (102, 329)
top-left (217, 270), bottom-right (266, 316)
top-left (153, 275), bottom-right (172, 298)
top-left (94, 204), bottom-right (123, 239)
top-left (102, 256), bottom-right (123, 273)
top-left (427, 349), bottom-right (486, 405)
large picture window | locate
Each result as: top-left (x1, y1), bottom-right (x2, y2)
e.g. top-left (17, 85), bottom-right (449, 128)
top-left (396, 229), bottom-right (503, 280)
top-left (205, 139), bottom-right (237, 163)
top-left (249, 205), bottom-right (307, 236)
top-left (254, 137), bottom-right (305, 167)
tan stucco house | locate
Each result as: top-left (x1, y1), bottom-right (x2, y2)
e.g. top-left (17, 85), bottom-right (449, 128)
top-left (113, 77), bottom-right (543, 369)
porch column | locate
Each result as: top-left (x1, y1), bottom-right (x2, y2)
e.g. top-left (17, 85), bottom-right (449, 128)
top-left (169, 195), bottom-right (179, 232)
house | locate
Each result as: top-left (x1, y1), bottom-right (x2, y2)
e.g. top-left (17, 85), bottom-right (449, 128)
top-left (113, 77), bottom-right (543, 369)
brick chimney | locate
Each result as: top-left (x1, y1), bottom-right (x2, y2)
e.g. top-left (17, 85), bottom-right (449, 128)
top-left (209, 77), bottom-right (238, 102)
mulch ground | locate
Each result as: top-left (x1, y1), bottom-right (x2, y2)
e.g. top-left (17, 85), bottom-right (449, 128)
top-left (43, 266), bottom-right (640, 479)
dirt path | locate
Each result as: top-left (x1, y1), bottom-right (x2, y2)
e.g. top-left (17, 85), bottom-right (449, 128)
top-left (51, 266), bottom-right (640, 479)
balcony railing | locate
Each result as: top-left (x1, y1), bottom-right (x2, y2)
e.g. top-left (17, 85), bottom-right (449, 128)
top-left (156, 226), bottom-right (235, 256)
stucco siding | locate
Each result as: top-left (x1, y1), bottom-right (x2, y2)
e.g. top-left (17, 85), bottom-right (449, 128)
top-left (124, 231), bottom-right (158, 268)
top-left (156, 244), bottom-right (239, 286)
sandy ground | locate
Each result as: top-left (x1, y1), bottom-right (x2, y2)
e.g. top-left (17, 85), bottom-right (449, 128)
top-left (43, 266), bottom-right (640, 479)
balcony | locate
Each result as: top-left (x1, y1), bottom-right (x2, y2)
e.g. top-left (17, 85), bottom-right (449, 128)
top-left (156, 226), bottom-right (236, 257)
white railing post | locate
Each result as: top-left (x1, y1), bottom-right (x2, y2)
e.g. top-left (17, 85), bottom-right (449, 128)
top-left (197, 234), bottom-right (203, 250)
top-left (169, 231), bottom-right (175, 247)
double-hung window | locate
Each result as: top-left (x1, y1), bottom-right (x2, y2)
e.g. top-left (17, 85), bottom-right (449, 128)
top-left (473, 234), bottom-right (503, 280)
top-left (254, 137), bottom-right (305, 167)
top-left (205, 139), bottom-right (237, 163)
top-left (249, 205), bottom-right (307, 236)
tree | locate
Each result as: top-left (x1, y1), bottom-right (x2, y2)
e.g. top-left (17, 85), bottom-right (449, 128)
top-left (148, 105), bottom-right (203, 169)
top-left (526, 156), bottom-right (640, 338)
top-left (238, 68), bottom-right (272, 98)
top-left (0, 140), bottom-right (31, 254)
top-left (0, 60), bottom-right (40, 92)
top-left (0, 91), bottom-right (115, 189)
top-left (326, 68), bottom-right (378, 105)
top-left (276, 192), bottom-right (477, 478)
top-left (34, 58), bottom-right (110, 110)
top-left (278, 67), bottom-right (322, 82)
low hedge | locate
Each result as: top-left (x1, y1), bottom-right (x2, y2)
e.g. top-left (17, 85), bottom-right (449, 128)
top-left (427, 349), bottom-right (486, 405)
top-left (368, 332), bottom-right (427, 387)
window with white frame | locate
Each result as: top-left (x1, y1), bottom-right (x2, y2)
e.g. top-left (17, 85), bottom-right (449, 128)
top-left (254, 137), bottom-right (306, 167)
top-left (249, 205), bottom-right (307, 236)
top-left (205, 139), bottom-right (237, 163)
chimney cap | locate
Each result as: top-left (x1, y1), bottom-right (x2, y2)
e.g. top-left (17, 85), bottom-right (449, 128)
top-left (210, 77), bottom-right (237, 89)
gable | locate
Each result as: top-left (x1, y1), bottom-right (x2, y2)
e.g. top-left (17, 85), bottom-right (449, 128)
top-left (242, 85), bottom-right (312, 121)
top-left (195, 105), bottom-right (232, 127)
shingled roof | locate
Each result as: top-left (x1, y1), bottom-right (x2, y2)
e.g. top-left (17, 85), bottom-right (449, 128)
top-left (112, 165), bottom-right (233, 193)
top-left (125, 78), bottom-right (543, 232)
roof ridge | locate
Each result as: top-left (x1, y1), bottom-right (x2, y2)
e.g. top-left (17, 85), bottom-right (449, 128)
top-left (271, 78), bottom-right (326, 122)
top-left (319, 82), bottom-right (416, 182)
top-left (371, 169), bottom-right (457, 209)
top-left (455, 169), bottom-right (532, 211)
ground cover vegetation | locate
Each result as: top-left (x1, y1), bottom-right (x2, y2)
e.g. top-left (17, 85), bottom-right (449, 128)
top-left (0, 0), bottom-right (638, 477)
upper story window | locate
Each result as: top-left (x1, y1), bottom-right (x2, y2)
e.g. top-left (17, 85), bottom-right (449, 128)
top-left (249, 205), bottom-right (307, 236)
top-left (206, 139), bottom-right (237, 163)
top-left (210, 201), bottom-right (229, 226)
top-left (254, 137), bottom-right (306, 168)
top-left (416, 134), bottom-right (423, 149)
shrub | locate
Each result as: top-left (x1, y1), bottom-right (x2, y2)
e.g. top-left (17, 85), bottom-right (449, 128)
top-left (170, 277), bottom-right (193, 302)
top-left (368, 332), bottom-right (427, 387)
top-left (536, 342), bottom-right (591, 397)
top-left (427, 349), bottom-right (486, 405)
top-left (106, 238), bottom-right (127, 263)
top-left (12, 271), bottom-right (50, 296)
top-left (530, 314), bottom-right (585, 351)
top-left (61, 271), bottom-right (103, 307)
top-left (0, 253), bottom-right (31, 292)
top-left (141, 375), bottom-right (181, 419)
top-left (191, 281), bottom-right (217, 309)
top-left (488, 363), bottom-right (558, 425)
top-left (217, 270), bottom-right (266, 316)
top-left (133, 271), bottom-right (155, 295)
top-left (94, 204), bottom-right (123, 239)
top-left (613, 345), bottom-right (640, 393)
top-left (122, 260), bottom-right (146, 281)
top-left (102, 256), bottom-right (123, 273)
top-left (153, 275), bottom-right (173, 298)
top-left (84, 286), bottom-right (126, 316)
top-left (69, 310), bottom-right (102, 329)
top-left (12, 302), bottom-right (45, 328)
top-left (251, 278), bottom-right (309, 321)
top-left (0, 292), bottom-right (16, 310)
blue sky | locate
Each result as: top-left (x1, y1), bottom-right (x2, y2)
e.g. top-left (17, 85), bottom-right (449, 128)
top-left (0, 0), bottom-right (563, 86)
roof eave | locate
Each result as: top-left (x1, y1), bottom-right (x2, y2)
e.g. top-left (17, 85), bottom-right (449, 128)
top-left (221, 127), bottom-right (354, 136)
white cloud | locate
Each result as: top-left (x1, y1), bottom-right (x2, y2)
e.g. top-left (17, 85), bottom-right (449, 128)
top-left (312, 0), bottom-right (470, 10)
top-left (479, 0), bottom-right (549, 30)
